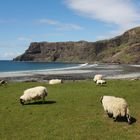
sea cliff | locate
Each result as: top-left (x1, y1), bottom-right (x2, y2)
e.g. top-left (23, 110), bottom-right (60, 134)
top-left (14, 26), bottom-right (140, 64)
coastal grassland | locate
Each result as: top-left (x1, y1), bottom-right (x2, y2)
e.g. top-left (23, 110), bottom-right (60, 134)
top-left (0, 80), bottom-right (140, 140)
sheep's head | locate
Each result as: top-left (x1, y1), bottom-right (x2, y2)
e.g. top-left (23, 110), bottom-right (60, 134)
top-left (45, 92), bottom-right (48, 96)
top-left (20, 99), bottom-right (25, 105)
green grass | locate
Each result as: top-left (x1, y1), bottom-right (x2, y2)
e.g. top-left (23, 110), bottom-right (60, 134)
top-left (99, 44), bottom-right (127, 58)
top-left (0, 80), bottom-right (140, 140)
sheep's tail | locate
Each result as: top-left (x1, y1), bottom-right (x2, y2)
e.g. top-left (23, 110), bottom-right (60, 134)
top-left (126, 107), bottom-right (131, 124)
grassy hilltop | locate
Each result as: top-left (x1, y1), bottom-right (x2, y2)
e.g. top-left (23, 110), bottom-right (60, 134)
top-left (0, 80), bottom-right (140, 140)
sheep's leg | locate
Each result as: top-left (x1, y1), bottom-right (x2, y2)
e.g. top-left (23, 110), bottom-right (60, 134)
top-left (4, 83), bottom-right (7, 87)
top-left (42, 96), bottom-right (45, 104)
top-left (106, 110), bottom-right (113, 118)
top-left (113, 114), bottom-right (118, 122)
top-left (113, 117), bottom-right (117, 122)
top-left (107, 113), bottom-right (113, 118)
top-left (126, 114), bottom-right (131, 124)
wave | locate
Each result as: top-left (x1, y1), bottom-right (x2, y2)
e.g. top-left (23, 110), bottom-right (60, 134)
top-left (34, 63), bottom-right (97, 72)
top-left (0, 63), bottom-right (97, 74)
top-left (130, 65), bottom-right (140, 68)
top-left (80, 63), bottom-right (88, 67)
top-left (82, 64), bottom-right (98, 68)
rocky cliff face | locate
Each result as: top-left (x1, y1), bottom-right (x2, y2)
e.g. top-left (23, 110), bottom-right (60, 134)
top-left (14, 26), bottom-right (140, 63)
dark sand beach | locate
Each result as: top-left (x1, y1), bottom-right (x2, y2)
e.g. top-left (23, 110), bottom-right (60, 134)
top-left (0, 64), bottom-right (140, 82)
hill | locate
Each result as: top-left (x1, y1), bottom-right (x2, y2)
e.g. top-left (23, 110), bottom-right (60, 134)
top-left (14, 27), bottom-right (140, 64)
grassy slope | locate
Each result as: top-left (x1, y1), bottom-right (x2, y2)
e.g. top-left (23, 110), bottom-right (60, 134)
top-left (0, 80), bottom-right (140, 140)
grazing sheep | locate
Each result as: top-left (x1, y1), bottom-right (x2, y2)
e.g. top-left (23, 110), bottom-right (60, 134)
top-left (93, 74), bottom-right (103, 82)
top-left (20, 86), bottom-right (48, 105)
top-left (49, 79), bottom-right (63, 85)
top-left (100, 96), bottom-right (131, 124)
top-left (0, 80), bottom-right (7, 86)
top-left (96, 80), bottom-right (106, 85)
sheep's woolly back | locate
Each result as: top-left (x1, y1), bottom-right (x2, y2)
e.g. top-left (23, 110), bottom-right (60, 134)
top-left (49, 79), bottom-right (62, 85)
top-left (93, 74), bottom-right (102, 82)
top-left (101, 96), bottom-right (129, 117)
top-left (20, 86), bottom-right (48, 102)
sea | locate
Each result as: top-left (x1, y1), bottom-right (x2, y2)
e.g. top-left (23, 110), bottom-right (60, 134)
top-left (0, 60), bottom-right (140, 81)
top-left (0, 60), bottom-right (81, 72)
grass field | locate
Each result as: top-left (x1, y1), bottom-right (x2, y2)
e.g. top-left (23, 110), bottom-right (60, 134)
top-left (0, 80), bottom-right (140, 140)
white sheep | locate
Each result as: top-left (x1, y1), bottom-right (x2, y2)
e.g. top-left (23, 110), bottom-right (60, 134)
top-left (96, 80), bottom-right (106, 85)
top-left (20, 86), bottom-right (48, 105)
top-left (100, 96), bottom-right (131, 124)
top-left (49, 79), bottom-right (63, 85)
top-left (93, 74), bottom-right (103, 82)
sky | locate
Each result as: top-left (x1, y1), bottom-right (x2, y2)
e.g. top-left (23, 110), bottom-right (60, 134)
top-left (0, 0), bottom-right (140, 60)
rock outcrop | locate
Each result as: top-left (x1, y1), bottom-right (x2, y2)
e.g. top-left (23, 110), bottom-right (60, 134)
top-left (14, 26), bottom-right (140, 63)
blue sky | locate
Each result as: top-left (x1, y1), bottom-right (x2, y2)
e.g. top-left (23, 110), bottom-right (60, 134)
top-left (0, 0), bottom-right (140, 60)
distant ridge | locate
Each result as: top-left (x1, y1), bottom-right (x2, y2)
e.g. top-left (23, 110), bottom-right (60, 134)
top-left (14, 26), bottom-right (140, 64)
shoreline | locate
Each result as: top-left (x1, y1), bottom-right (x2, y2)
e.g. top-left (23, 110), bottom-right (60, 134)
top-left (0, 70), bottom-right (94, 82)
top-left (0, 63), bottom-right (140, 82)
top-left (0, 69), bottom-right (140, 82)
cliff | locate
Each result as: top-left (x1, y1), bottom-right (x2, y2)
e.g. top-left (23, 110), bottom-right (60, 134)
top-left (14, 26), bottom-right (140, 63)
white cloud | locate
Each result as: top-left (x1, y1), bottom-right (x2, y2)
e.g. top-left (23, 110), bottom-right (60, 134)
top-left (96, 24), bottom-right (140, 41)
top-left (57, 23), bottom-right (83, 30)
top-left (4, 52), bottom-right (18, 58)
top-left (0, 19), bottom-right (16, 24)
top-left (0, 52), bottom-right (20, 60)
top-left (38, 18), bottom-right (84, 31)
top-left (65, 0), bottom-right (140, 28)
top-left (17, 36), bottom-right (32, 42)
top-left (44, 33), bottom-right (64, 37)
top-left (39, 19), bottom-right (59, 25)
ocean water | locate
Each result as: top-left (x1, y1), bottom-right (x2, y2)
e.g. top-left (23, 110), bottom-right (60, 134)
top-left (0, 60), bottom-right (81, 72)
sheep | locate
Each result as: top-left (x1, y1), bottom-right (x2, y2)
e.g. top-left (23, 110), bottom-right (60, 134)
top-left (0, 80), bottom-right (7, 86)
top-left (49, 79), bottom-right (63, 85)
top-left (20, 86), bottom-right (48, 105)
top-left (93, 74), bottom-right (103, 83)
top-left (96, 80), bottom-right (106, 85)
top-left (100, 96), bottom-right (131, 124)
